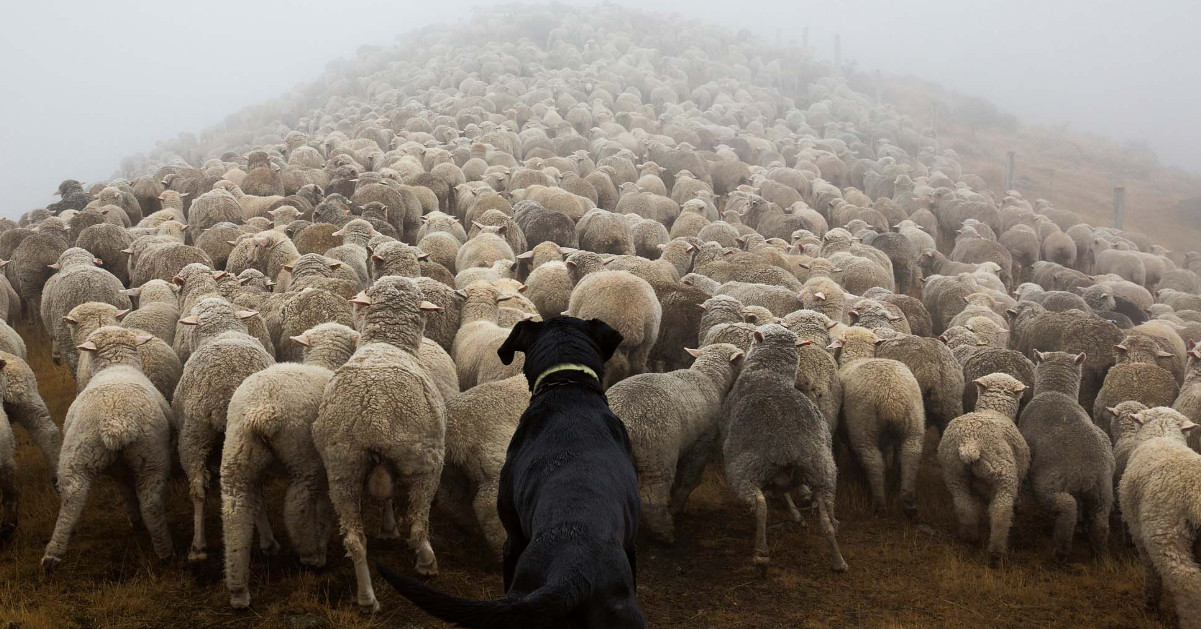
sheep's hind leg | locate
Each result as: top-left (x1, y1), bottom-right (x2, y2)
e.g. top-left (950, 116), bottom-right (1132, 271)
top-left (1042, 490), bottom-right (1078, 563)
top-left (986, 487), bottom-right (1017, 568)
top-left (253, 486), bottom-right (280, 556)
top-left (640, 469), bottom-right (677, 544)
top-left (42, 471), bottom-right (95, 574)
top-left (324, 448), bottom-right (376, 612)
top-left (400, 468), bottom-right (441, 576)
top-left (817, 493), bottom-right (848, 572)
top-left (179, 418), bottom-right (219, 562)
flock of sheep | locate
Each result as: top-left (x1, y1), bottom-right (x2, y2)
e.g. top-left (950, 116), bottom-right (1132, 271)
top-left (2, 4), bottom-right (1201, 624)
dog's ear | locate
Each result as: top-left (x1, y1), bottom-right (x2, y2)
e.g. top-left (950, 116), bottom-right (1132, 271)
top-left (497, 320), bottom-right (543, 365)
top-left (586, 318), bottom-right (624, 362)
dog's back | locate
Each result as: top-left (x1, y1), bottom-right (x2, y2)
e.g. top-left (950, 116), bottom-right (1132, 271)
top-left (380, 317), bottom-right (645, 628)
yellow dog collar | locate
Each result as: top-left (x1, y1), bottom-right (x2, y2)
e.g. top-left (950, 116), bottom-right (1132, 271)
top-left (532, 363), bottom-right (600, 393)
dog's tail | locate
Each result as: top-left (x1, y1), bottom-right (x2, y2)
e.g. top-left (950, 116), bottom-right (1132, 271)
top-left (375, 562), bottom-right (578, 628)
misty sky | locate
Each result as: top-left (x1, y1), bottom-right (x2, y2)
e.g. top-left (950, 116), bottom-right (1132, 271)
top-left (2, 0), bottom-right (1197, 217)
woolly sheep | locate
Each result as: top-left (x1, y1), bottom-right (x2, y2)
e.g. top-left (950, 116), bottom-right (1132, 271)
top-left (67, 301), bottom-right (181, 403)
top-left (566, 270), bottom-right (662, 385)
top-left (937, 373), bottom-right (1030, 567)
top-left (313, 276), bottom-right (446, 611)
top-left (1118, 407), bottom-right (1201, 624)
top-left (831, 327), bottom-right (926, 516)
top-left (221, 322), bottom-right (360, 608)
top-left (609, 343), bottom-right (744, 543)
top-left (722, 325), bottom-right (847, 572)
top-left (451, 281), bottom-right (524, 389)
top-left (875, 334), bottom-right (965, 433)
top-left (41, 247), bottom-right (131, 372)
top-left (172, 298), bottom-right (275, 562)
top-left (42, 327), bottom-right (172, 573)
top-left (1092, 335), bottom-right (1180, 435)
top-left (1018, 351), bottom-right (1114, 562)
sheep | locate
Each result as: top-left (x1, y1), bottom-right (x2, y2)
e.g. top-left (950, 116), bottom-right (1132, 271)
top-left (577, 208), bottom-right (634, 255)
top-left (565, 270), bottom-right (662, 385)
top-left (221, 322), bottom-right (360, 609)
top-left (0, 350), bottom-right (61, 482)
top-left (411, 276), bottom-right (461, 354)
top-left (831, 327), bottom-right (926, 516)
top-left (41, 247), bottom-right (131, 372)
top-left (937, 373), bottom-right (1030, 567)
top-left (0, 393), bottom-right (12, 540)
top-left (67, 301), bottom-right (181, 403)
top-left (961, 348), bottom-right (1036, 414)
top-left (722, 325), bottom-right (847, 572)
top-left (524, 260), bottom-right (573, 321)
top-left (648, 279), bottom-right (711, 372)
top-left (715, 281), bottom-right (802, 317)
top-left (75, 222), bottom-right (133, 286)
top-left (875, 334), bottom-right (965, 433)
top-left (1109, 401), bottom-right (1150, 484)
top-left (1092, 335), bottom-right (1180, 435)
top-left (437, 374), bottom-right (529, 557)
top-left (455, 224), bottom-right (515, 272)
top-left (312, 276), bottom-right (446, 611)
top-left (608, 343), bottom-right (745, 544)
top-left (10, 229), bottom-right (68, 322)
top-left (1173, 343), bottom-right (1201, 452)
top-left (1118, 407), bottom-right (1201, 624)
top-left (41, 327), bottom-right (173, 573)
top-left (172, 298), bottom-right (276, 562)
top-left (120, 279), bottom-right (180, 346)
top-left (451, 281), bottom-right (524, 389)
top-left (1018, 351), bottom-right (1114, 562)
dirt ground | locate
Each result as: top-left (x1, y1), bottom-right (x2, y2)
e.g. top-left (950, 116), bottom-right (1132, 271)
top-left (0, 326), bottom-right (1172, 628)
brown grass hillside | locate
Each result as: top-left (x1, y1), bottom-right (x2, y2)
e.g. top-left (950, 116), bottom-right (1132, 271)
top-left (876, 75), bottom-right (1201, 255)
top-left (0, 327), bottom-right (1173, 628)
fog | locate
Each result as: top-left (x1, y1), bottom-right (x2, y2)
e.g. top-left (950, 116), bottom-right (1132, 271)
top-left (2, 0), bottom-right (1198, 217)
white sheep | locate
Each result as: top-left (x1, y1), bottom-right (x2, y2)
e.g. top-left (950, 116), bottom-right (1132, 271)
top-left (41, 327), bottom-right (173, 573)
top-left (937, 373), bottom-right (1030, 567)
top-left (1118, 407), bottom-right (1201, 625)
top-left (220, 322), bottom-right (360, 609)
top-left (450, 281), bottom-right (523, 389)
top-left (831, 326), bottom-right (926, 516)
top-left (312, 276), bottom-right (446, 611)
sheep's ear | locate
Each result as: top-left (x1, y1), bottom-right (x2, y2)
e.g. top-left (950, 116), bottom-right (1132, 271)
top-left (47, 263), bottom-right (60, 270)
top-left (813, 291), bottom-right (826, 301)
top-left (601, 258), bottom-right (613, 265)
top-left (496, 294), bottom-right (514, 303)
top-left (497, 319), bottom-right (544, 365)
top-left (826, 339), bottom-right (843, 350)
top-left (516, 251), bottom-right (534, 259)
top-left (1014, 383), bottom-right (1029, 393)
top-left (685, 347), bottom-right (702, 358)
top-left (62, 315), bottom-right (78, 325)
top-left (518, 284), bottom-right (529, 293)
top-left (1157, 350), bottom-right (1174, 358)
top-left (94, 258), bottom-right (104, 266)
top-left (454, 289), bottom-right (468, 299)
top-left (282, 264), bottom-right (293, 272)
top-left (115, 309), bottom-right (131, 320)
top-left (235, 310), bottom-right (258, 320)
top-left (1074, 352), bottom-right (1087, 365)
top-left (825, 319), bottom-right (839, 330)
top-left (938, 334), bottom-right (948, 343)
top-left (179, 315), bottom-right (200, 326)
top-left (795, 339), bottom-right (813, 347)
top-left (328, 261), bottom-right (343, 270)
top-left (1005, 308), bottom-right (1017, 319)
top-left (472, 221), bottom-right (486, 230)
top-left (121, 287), bottom-right (141, 297)
top-left (290, 334), bottom-right (310, 347)
top-left (419, 300), bottom-right (444, 312)
top-left (238, 277), bottom-right (251, 285)
top-left (76, 341), bottom-right (98, 352)
top-left (1131, 412), bottom-right (1147, 426)
top-left (873, 337), bottom-right (887, 346)
top-left (1182, 420), bottom-right (1199, 432)
top-left (212, 271), bottom-right (228, 281)
top-left (730, 350), bottom-right (745, 363)
top-left (349, 292), bottom-right (371, 306)
top-left (973, 378), bottom-right (988, 390)
top-left (753, 330), bottom-right (764, 344)
top-left (227, 240), bottom-right (239, 246)
top-left (1033, 350), bottom-right (1044, 363)
top-left (331, 229), bottom-right (345, 237)
top-left (1113, 344), bottom-right (1127, 353)
top-left (134, 334), bottom-right (155, 346)
top-left (847, 310), bottom-right (859, 321)
top-left (1106, 406), bottom-right (1119, 416)
top-left (886, 313), bottom-right (902, 322)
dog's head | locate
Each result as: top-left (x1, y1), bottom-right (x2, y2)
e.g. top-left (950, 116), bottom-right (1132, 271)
top-left (498, 316), bottom-right (623, 390)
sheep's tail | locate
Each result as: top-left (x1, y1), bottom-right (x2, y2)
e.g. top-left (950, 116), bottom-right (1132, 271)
top-left (958, 440), bottom-right (981, 465)
top-left (242, 403), bottom-right (285, 438)
top-left (375, 562), bottom-right (577, 629)
top-left (100, 415), bottom-right (141, 451)
top-left (367, 465), bottom-right (393, 500)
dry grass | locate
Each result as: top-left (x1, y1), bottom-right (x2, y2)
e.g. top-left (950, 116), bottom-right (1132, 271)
top-left (0, 325), bottom-right (1174, 628)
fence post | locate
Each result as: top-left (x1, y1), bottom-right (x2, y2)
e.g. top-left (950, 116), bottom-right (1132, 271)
top-left (1005, 151), bottom-right (1016, 191)
top-left (1114, 186), bottom-right (1126, 229)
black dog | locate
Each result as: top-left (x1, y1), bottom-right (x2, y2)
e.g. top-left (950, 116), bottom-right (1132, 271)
top-left (378, 316), bottom-right (645, 628)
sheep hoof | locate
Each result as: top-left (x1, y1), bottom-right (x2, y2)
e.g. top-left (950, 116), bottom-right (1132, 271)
top-left (358, 598), bottom-right (380, 614)
top-left (229, 589), bottom-right (251, 610)
top-left (299, 554), bottom-right (327, 569)
top-left (414, 558), bottom-right (438, 576)
top-left (988, 553), bottom-right (1002, 569)
top-left (188, 547), bottom-right (208, 563)
top-left (40, 555), bottom-right (60, 576)
top-left (1053, 550), bottom-right (1070, 564)
top-left (831, 558), bottom-right (848, 573)
top-left (376, 529), bottom-right (401, 541)
top-left (901, 502), bottom-right (918, 519)
top-left (260, 539), bottom-right (281, 557)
